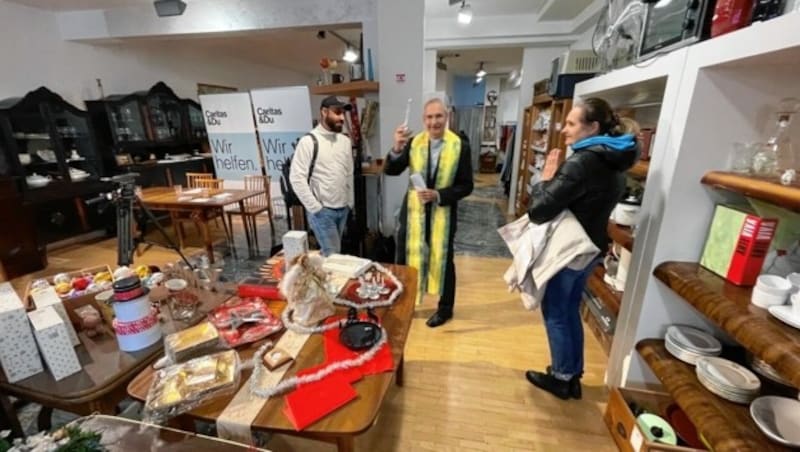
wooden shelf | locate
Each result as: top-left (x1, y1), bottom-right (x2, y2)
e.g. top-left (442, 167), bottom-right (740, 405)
top-left (532, 94), bottom-right (553, 105)
top-left (309, 81), bottom-right (379, 97)
top-left (702, 171), bottom-right (800, 212)
top-left (607, 220), bottom-right (633, 253)
top-left (654, 262), bottom-right (800, 389)
top-left (587, 265), bottom-right (621, 317)
top-left (627, 160), bottom-right (649, 179)
top-left (637, 339), bottom-right (790, 452)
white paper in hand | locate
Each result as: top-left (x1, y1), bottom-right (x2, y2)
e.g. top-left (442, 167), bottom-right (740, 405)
top-left (410, 173), bottom-right (427, 190)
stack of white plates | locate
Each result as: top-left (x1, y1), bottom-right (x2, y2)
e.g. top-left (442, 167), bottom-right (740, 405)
top-left (664, 325), bottom-right (722, 365)
top-left (696, 357), bottom-right (760, 404)
top-left (750, 357), bottom-right (792, 387)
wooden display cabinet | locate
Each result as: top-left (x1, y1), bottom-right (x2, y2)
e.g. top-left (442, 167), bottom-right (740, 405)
top-left (0, 87), bottom-right (112, 245)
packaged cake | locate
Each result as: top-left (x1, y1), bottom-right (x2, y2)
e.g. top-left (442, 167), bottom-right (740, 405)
top-left (163, 321), bottom-right (221, 363)
top-left (143, 350), bottom-right (240, 423)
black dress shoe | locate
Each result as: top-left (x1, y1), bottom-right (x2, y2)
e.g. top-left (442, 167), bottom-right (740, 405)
top-left (426, 311), bottom-right (452, 328)
top-left (525, 369), bottom-right (578, 400)
top-left (546, 366), bottom-right (582, 400)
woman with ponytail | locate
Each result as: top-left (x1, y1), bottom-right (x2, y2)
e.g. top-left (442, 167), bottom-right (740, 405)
top-left (525, 98), bottom-right (640, 400)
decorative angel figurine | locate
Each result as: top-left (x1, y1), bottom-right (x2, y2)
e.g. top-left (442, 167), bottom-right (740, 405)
top-left (279, 253), bottom-right (335, 326)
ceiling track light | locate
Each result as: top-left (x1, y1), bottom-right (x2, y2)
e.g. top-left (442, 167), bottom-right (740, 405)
top-left (475, 62), bottom-right (487, 78)
top-left (327, 30), bottom-right (360, 63)
top-left (154, 0), bottom-right (186, 17)
top-left (457, 0), bottom-right (473, 25)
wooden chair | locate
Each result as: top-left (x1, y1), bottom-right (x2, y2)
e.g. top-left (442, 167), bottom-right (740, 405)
top-left (185, 172), bottom-right (213, 188)
top-left (226, 175), bottom-right (275, 254)
top-left (172, 178), bottom-right (231, 249)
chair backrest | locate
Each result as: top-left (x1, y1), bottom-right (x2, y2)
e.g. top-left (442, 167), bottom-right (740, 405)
top-left (243, 175), bottom-right (270, 210)
top-left (186, 172), bottom-right (213, 188)
top-left (195, 178), bottom-right (224, 190)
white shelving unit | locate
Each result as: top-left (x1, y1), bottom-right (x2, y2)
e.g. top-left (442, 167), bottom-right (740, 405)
top-left (574, 12), bottom-right (800, 388)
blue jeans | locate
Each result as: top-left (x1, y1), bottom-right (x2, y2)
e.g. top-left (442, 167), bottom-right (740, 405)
top-left (541, 259), bottom-right (599, 381)
top-left (307, 207), bottom-right (349, 256)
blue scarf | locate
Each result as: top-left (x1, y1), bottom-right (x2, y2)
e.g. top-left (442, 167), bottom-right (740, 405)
top-left (571, 134), bottom-right (635, 152)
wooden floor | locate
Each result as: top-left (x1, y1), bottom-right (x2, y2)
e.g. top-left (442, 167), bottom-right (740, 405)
top-left (11, 174), bottom-right (616, 451)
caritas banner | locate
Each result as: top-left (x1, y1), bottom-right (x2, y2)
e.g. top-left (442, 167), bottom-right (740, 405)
top-left (250, 86), bottom-right (313, 181)
top-left (199, 92), bottom-right (262, 182)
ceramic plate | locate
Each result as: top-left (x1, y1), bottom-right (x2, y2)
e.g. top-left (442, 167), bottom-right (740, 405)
top-left (666, 325), bottom-right (722, 354)
top-left (696, 357), bottom-right (761, 393)
top-left (751, 358), bottom-right (792, 386)
top-left (665, 337), bottom-right (703, 365)
top-left (750, 396), bottom-right (800, 447)
top-left (768, 306), bottom-right (800, 330)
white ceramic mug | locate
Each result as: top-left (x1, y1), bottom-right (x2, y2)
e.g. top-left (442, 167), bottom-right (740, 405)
top-left (787, 272), bottom-right (800, 294)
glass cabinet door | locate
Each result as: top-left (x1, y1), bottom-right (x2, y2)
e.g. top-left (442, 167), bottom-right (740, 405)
top-left (9, 108), bottom-right (63, 188)
top-left (147, 95), bottom-right (183, 142)
top-left (46, 103), bottom-right (101, 182)
top-left (187, 102), bottom-right (207, 140)
top-left (108, 99), bottom-right (147, 143)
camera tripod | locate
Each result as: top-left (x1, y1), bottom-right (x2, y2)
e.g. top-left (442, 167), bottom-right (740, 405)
top-left (88, 173), bottom-right (193, 268)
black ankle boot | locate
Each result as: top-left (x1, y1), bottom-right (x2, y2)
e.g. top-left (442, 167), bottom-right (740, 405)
top-left (545, 366), bottom-right (582, 400)
top-left (525, 370), bottom-right (571, 400)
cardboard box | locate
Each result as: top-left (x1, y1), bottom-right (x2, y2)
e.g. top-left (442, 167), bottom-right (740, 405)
top-left (282, 231), bottom-right (308, 268)
top-left (700, 205), bottom-right (777, 286)
top-left (30, 287), bottom-right (80, 346)
top-left (604, 387), bottom-right (706, 452)
top-left (28, 307), bottom-right (82, 381)
top-left (0, 282), bottom-right (43, 383)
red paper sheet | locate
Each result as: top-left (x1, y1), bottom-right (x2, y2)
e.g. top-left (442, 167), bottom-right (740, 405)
top-left (281, 314), bottom-right (395, 430)
top-left (283, 371), bottom-right (357, 431)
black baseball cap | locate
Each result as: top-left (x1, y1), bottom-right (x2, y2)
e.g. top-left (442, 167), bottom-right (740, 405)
top-left (320, 96), bottom-right (352, 111)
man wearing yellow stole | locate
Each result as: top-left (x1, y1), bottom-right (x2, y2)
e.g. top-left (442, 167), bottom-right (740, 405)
top-left (384, 98), bottom-right (474, 327)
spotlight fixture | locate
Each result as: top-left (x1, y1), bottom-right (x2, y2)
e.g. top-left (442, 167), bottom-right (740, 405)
top-left (457, 1), bottom-right (473, 25)
top-left (343, 47), bottom-right (359, 63)
top-left (475, 62), bottom-right (487, 78)
top-left (153, 0), bottom-right (186, 17)
top-left (327, 30), bottom-right (360, 63)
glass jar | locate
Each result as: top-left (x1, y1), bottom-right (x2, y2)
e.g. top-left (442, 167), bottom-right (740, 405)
top-left (753, 98), bottom-right (800, 175)
top-left (165, 278), bottom-right (198, 321)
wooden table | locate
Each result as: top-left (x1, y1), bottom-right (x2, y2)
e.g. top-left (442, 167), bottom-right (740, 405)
top-left (68, 414), bottom-right (271, 451)
top-left (139, 187), bottom-right (264, 263)
top-left (128, 265), bottom-right (418, 452)
top-left (0, 286), bottom-right (228, 435)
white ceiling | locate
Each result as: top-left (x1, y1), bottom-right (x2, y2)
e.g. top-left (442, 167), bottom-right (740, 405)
top-left (538, 0), bottom-right (595, 21)
top-left (439, 47), bottom-right (523, 76)
top-left (425, 0), bottom-right (547, 18)
top-left (107, 27), bottom-right (363, 76)
top-left (7, 0), bottom-right (151, 9)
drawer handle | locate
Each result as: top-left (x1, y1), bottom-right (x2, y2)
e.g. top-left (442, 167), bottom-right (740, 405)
top-left (616, 421), bottom-right (627, 438)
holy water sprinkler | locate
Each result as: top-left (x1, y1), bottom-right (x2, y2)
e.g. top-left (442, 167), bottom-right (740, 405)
top-left (402, 98), bottom-right (412, 128)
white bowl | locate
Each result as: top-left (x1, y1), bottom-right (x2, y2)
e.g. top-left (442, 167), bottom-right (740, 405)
top-left (752, 285), bottom-right (787, 308)
top-left (756, 275), bottom-right (792, 296)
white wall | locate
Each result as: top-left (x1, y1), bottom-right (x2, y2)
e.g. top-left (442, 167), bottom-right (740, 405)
top-left (378, 0), bottom-right (424, 234)
top-left (499, 81), bottom-right (520, 124)
top-left (570, 25), bottom-right (596, 51)
top-left (0, 1), bottom-right (311, 108)
top-left (507, 46), bottom-right (568, 214)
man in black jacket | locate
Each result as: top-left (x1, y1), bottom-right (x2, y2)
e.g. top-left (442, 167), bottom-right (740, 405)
top-left (384, 98), bottom-right (474, 327)
top-left (525, 98), bottom-right (639, 399)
